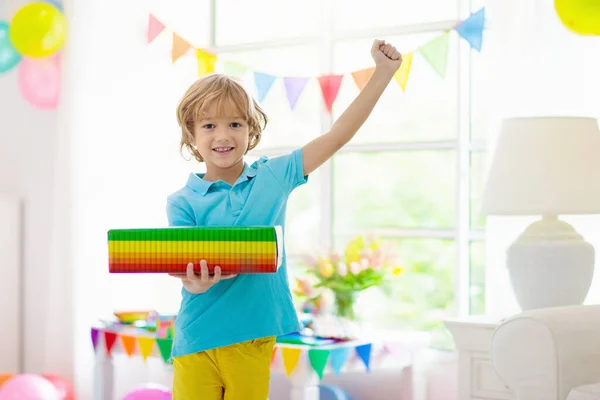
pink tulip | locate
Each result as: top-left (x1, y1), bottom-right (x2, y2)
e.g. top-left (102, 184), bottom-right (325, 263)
top-left (337, 262), bottom-right (348, 276)
top-left (349, 262), bottom-right (361, 275)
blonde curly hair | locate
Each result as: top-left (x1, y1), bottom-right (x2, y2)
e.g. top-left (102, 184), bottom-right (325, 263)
top-left (176, 74), bottom-right (268, 162)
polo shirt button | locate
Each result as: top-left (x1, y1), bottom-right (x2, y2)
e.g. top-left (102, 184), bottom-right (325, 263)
top-left (232, 191), bottom-right (236, 196)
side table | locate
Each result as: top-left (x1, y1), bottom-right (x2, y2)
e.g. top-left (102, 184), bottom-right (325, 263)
top-left (445, 317), bottom-right (512, 400)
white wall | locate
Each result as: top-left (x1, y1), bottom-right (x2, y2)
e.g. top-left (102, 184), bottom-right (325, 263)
top-left (0, 0), bottom-right (73, 380)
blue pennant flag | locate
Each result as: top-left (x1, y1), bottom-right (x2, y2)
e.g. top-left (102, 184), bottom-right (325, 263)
top-left (329, 348), bottom-right (351, 376)
top-left (254, 72), bottom-right (277, 103)
top-left (355, 344), bottom-right (373, 372)
top-left (455, 7), bottom-right (486, 52)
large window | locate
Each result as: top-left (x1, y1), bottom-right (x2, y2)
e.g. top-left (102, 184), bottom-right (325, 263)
top-left (153, 0), bottom-right (487, 333)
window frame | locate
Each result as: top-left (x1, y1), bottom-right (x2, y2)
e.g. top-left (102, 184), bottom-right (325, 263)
top-left (208, 0), bottom-right (486, 319)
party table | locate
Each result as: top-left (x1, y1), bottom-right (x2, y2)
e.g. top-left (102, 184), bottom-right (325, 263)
top-left (91, 323), bottom-right (386, 400)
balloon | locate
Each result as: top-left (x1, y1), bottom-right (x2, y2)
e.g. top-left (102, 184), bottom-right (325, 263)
top-left (0, 22), bottom-right (21, 73)
top-left (555, 0), bottom-right (600, 35)
top-left (18, 55), bottom-right (61, 109)
top-left (0, 375), bottom-right (13, 389)
top-left (9, 2), bottom-right (67, 58)
top-left (0, 374), bottom-right (61, 400)
top-left (42, 375), bottom-right (74, 400)
top-left (123, 383), bottom-right (172, 400)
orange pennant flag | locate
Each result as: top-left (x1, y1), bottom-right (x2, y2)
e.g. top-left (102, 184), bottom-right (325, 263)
top-left (137, 337), bottom-right (155, 361)
top-left (394, 52), bottom-right (413, 92)
top-left (147, 14), bottom-right (165, 44)
top-left (271, 347), bottom-right (278, 366)
top-left (281, 347), bottom-right (302, 377)
top-left (120, 335), bottom-right (136, 357)
top-left (351, 67), bottom-right (375, 91)
top-left (197, 49), bottom-right (217, 76)
top-left (172, 33), bottom-right (192, 63)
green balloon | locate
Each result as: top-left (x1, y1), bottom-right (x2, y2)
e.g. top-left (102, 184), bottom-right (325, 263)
top-left (0, 21), bottom-right (21, 73)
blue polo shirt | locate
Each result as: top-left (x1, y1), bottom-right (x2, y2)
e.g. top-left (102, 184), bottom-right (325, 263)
top-left (166, 148), bottom-right (307, 357)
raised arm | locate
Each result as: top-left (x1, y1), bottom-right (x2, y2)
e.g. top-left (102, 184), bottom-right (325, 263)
top-left (302, 39), bottom-right (403, 176)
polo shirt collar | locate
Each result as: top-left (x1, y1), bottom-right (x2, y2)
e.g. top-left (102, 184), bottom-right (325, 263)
top-left (186, 162), bottom-right (257, 196)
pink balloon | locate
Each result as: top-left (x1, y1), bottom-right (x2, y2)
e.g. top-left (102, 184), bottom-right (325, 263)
top-left (18, 55), bottom-right (61, 109)
top-left (0, 374), bottom-right (61, 400)
top-left (123, 384), bottom-right (171, 400)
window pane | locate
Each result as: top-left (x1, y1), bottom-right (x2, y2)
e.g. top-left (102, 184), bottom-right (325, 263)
top-left (244, 154), bottom-right (322, 255)
top-left (470, 241), bottom-right (486, 315)
top-left (333, 33), bottom-right (458, 143)
top-left (285, 169), bottom-right (322, 255)
top-left (333, 0), bottom-right (458, 33)
top-left (333, 151), bottom-right (456, 233)
top-left (215, 0), bottom-right (320, 45)
top-left (470, 151), bottom-right (487, 230)
top-left (471, 51), bottom-right (493, 140)
top-left (219, 46), bottom-right (322, 149)
top-left (330, 238), bottom-right (456, 331)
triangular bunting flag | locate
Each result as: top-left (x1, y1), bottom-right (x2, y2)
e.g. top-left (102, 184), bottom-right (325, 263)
top-left (394, 52), bottom-right (413, 91)
top-left (137, 337), bottom-right (155, 361)
top-left (308, 349), bottom-right (330, 380)
top-left (197, 49), bottom-right (217, 76)
top-left (356, 344), bottom-right (373, 372)
top-left (120, 335), bottom-right (136, 357)
top-left (254, 72), bottom-right (276, 103)
top-left (418, 33), bottom-right (450, 78)
top-left (318, 74), bottom-right (343, 113)
top-left (147, 14), bottom-right (165, 44)
top-left (351, 67), bottom-right (375, 91)
top-left (271, 347), bottom-right (278, 366)
top-left (283, 77), bottom-right (308, 110)
top-left (104, 332), bottom-right (118, 356)
top-left (455, 8), bottom-right (485, 52)
top-left (156, 339), bottom-right (173, 363)
top-left (329, 348), bottom-right (351, 376)
top-left (172, 33), bottom-right (192, 63)
top-left (91, 329), bottom-right (99, 351)
top-left (223, 61), bottom-right (248, 78)
top-left (281, 348), bottom-right (302, 377)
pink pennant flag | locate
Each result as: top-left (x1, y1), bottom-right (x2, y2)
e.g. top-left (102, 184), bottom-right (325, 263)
top-left (147, 14), bottom-right (165, 44)
top-left (318, 74), bottom-right (343, 113)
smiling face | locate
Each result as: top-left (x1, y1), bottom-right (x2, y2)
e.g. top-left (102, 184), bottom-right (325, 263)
top-left (194, 100), bottom-right (250, 173)
top-left (176, 74), bottom-right (268, 182)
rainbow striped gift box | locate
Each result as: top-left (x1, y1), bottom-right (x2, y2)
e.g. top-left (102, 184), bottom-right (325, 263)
top-left (107, 226), bottom-right (282, 274)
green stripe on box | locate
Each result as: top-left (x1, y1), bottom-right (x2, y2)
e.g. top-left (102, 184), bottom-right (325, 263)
top-left (107, 227), bottom-right (277, 242)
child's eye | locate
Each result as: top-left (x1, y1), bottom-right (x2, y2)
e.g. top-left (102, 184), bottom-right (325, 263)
top-left (230, 122), bottom-right (242, 128)
top-left (203, 124), bottom-right (215, 129)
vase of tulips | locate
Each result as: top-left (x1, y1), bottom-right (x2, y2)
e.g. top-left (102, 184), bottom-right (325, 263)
top-left (295, 235), bottom-right (402, 321)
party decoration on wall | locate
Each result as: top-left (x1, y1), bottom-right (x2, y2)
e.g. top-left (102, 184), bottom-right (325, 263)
top-left (9, 2), bottom-right (66, 58)
top-left (144, 7), bottom-right (485, 113)
top-left (147, 14), bottom-right (166, 44)
top-left (555, 0), bottom-right (600, 36)
top-left (18, 55), bottom-right (61, 109)
top-left (394, 52), bottom-right (413, 91)
top-left (0, 22), bottom-right (22, 73)
top-left (91, 325), bottom-right (405, 380)
top-left (107, 226), bottom-right (282, 274)
top-left (0, 1), bottom-right (66, 110)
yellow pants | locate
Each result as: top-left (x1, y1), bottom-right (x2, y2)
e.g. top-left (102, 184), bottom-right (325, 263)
top-left (172, 336), bottom-right (276, 400)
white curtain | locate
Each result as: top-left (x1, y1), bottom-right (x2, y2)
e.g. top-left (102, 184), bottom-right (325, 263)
top-left (479, 0), bottom-right (600, 318)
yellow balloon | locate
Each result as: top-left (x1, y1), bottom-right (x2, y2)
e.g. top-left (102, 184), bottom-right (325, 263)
top-left (555, 0), bottom-right (600, 35)
top-left (9, 2), bottom-right (66, 58)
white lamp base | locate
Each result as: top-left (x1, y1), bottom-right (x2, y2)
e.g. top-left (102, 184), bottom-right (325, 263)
top-left (507, 215), bottom-right (595, 311)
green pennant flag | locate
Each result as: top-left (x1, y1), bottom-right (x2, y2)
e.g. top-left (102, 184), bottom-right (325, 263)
top-left (418, 33), bottom-right (450, 78)
top-left (156, 338), bottom-right (173, 364)
top-left (308, 349), bottom-right (330, 379)
top-left (223, 61), bottom-right (248, 78)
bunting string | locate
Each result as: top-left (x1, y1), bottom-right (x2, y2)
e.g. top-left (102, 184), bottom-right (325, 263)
top-left (90, 327), bottom-right (409, 379)
top-left (145, 8), bottom-right (486, 113)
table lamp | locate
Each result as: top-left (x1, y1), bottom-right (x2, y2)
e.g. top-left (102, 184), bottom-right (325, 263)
top-left (481, 116), bottom-right (600, 310)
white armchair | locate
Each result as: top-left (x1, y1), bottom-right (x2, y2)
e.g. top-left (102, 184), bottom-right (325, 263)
top-left (490, 304), bottom-right (600, 400)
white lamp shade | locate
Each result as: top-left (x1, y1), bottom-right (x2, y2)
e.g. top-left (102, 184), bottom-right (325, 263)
top-left (481, 117), bottom-right (600, 216)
